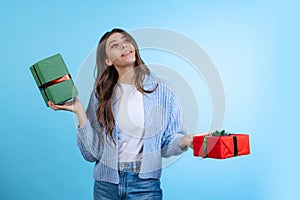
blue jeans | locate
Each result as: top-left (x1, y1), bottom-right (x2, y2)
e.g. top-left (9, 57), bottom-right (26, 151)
top-left (93, 172), bottom-right (162, 200)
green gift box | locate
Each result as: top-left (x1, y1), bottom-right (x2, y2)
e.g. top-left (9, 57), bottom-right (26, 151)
top-left (30, 53), bottom-right (78, 107)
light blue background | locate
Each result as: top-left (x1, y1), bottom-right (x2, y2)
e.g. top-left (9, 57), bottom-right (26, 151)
top-left (0, 0), bottom-right (298, 199)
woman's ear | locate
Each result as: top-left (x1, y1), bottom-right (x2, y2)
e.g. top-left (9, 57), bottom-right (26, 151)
top-left (105, 58), bottom-right (113, 66)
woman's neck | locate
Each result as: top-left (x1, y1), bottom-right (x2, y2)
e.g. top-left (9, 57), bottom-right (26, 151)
top-left (116, 66), bottom-right (135, 84)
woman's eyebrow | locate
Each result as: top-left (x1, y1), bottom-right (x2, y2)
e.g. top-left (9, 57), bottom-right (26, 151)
top-left (108, 39), bottom-right (117, 46)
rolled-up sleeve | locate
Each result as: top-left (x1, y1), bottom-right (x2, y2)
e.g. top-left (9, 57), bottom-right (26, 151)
top-left (161, 90), bottom-right (187, 158)
top-left (77, 91), bottom-right (103, 162)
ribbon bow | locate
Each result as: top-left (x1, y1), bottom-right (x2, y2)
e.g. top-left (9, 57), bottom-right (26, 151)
top-left (210, 129), bottom-right (228, 136)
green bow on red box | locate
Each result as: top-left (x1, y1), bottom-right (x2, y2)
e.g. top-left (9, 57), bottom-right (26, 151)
top-left (210, 130), bottom-right (228, 136)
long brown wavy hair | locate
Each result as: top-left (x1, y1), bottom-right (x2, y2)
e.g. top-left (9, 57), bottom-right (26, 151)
top-left (95, 28), bottom-right (157, 144)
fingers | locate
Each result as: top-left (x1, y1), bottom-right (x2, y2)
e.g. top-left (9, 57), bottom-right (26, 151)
top-left (185, 135), bottom-right (194, 149)
top-left (47, 101), bottom-right (72, 111)
top-left (186, 132), bottom-right (211, 149)
top-left (48, 101), bottom-right (59, 110)
top-left (193, 132), bottom-right (211, 137)
top-left (185, 133), bottom-right (210, 149)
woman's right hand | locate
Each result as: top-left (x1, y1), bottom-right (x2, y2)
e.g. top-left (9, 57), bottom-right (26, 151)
top-left (48, 97), bottom-right (88, 127)
top-left (48, 97), bottom-right (83, 114)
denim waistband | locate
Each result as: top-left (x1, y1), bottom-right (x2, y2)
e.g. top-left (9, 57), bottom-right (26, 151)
top-left (118, 161), bottom-right (141, 173)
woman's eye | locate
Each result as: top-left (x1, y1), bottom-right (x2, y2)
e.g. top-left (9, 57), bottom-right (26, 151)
top-left (111, 43), bottom-right (118, 48)
top-left (124, 38), bottom-right (131, 43)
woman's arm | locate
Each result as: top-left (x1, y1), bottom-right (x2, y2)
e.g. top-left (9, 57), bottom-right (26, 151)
top-left (48, 97), bottom-right (87, 127)
top-left (48, 93), bottom-right (103, 162)
top-left (160, 89), bottom-right (209, 157)
top-left (161, 90), bottom-right (187, 157)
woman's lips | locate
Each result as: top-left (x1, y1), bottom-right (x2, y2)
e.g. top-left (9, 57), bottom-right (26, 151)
top-left (121, 50), bottom-right (133, 57)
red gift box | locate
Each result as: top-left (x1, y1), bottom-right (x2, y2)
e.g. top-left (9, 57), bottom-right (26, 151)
top-left (193, 134), bottom-right (250, 159)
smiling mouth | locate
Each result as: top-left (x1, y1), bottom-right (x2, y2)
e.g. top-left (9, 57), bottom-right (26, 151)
top-left (121, 50), bottom-right (133, 57)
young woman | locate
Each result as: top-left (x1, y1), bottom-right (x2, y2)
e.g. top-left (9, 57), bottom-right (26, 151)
top-left (49, 28), bottom-right (208, 200)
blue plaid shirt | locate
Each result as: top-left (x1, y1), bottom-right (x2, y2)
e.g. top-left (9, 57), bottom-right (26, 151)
top-left (77, 75), bottom-right (187, 184)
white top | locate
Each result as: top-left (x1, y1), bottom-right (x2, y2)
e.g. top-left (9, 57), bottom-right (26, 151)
top-left (116, 83), bottom-right (145, 162)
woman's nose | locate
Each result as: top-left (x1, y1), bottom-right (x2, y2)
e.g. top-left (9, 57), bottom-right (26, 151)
top-left (120, 42), bottom-right (127, 49)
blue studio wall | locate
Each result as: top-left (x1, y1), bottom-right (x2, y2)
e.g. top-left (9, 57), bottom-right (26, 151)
top-left (0, 0), bottom-right (299, 199)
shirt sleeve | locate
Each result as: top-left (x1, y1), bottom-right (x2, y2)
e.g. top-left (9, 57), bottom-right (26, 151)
top-left (161, 89), bottom-right (188, 158)
top-left (77, 91), bottom-right (104, 162)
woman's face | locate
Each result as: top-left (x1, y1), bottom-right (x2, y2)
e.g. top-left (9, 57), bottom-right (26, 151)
top-left (105, 32), bottom-right (136, 68)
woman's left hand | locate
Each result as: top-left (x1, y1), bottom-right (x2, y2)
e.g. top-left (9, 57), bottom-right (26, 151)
top-left (178, 132), bottom-right (210, 149)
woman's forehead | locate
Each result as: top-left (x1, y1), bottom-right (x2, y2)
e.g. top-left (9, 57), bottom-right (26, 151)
top-left (106, 32), bottom-right (125, 44)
